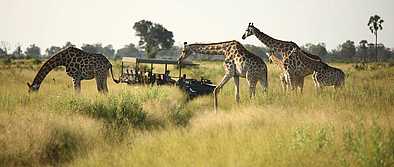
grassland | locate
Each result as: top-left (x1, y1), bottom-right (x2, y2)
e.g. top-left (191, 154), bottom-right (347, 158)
top-left (0, 59), bottom-right (393, 167)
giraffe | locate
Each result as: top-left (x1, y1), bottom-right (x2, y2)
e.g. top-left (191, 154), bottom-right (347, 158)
top-left (27, 46), bottom-right (119, 93)
top-left (287, 48), bottom-right (345, 92)
top-left (242, 22), bottom-right (322, 92)
top-left (266, 50), bottom-right (289, 91)
top-left (177, 40), bottom-right (268, 112)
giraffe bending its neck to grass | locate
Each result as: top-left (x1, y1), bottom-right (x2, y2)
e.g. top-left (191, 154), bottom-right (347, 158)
top-left (242, 23), bottom-right (321, 92)
top-left (27, 46), bottom-right (119, 93)
top-left (177, 40), bottom-right (268, 112)
top-left (289, 48), bottom-right (345, 92)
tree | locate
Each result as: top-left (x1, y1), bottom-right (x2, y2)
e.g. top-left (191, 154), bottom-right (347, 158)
top-left (0, 41), bottom-right (10, 57)
top-left (302, 43), bottom-right (328, 58)
top-left (0, 48), bottom-right (6, 57)
top-left (244, 44), bottom-right (268, 59)
top-left (133, 20), bottom-right (175, 58)
top-left (102, 44), bottom-right (115, 58)
top-left (81, 43), bottom-right (101, 54)
top-left (368, 15), bottom-right (384, 62)
top-left (337, 40), bottom-right (356, 60)
top-left (25, 44), bottom-right (41, 58)
top-left (115, 43), bottom-right (140, 59)
top-left (45, 46), bottom-right (61, 57)
top-left (81, 43), bottom-right (115, 58)
top-left (357, 40), bottom-right (368, 62)
top-left (12, 45), bottom-right (24, 58)
top-left (156, 46), bottom-right (181, 59)
top-left (63, 41), bottom-right (75, 49)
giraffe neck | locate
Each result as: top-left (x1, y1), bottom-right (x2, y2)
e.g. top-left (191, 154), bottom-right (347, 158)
top-left (295, 50), bottom-right (325, 73)
top-left (31, 51), bottom-right (67, 87)
top-left (252, 27), bottom-right (297, 53)
top-left (188, 41), bottom-right (235, 57)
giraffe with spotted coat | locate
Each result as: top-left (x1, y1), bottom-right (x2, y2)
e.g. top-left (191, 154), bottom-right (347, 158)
top-left (177, 40), bottom-right (268, 112)
top-left (27, 46), bottom-right (119, 93)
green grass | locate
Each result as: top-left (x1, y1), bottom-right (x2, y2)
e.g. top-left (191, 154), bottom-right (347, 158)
top-left (0, 60), bottom-right (393, 167)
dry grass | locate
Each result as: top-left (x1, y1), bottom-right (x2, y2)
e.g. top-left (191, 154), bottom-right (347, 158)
top-left (0, 60), bottom-right (393, 167)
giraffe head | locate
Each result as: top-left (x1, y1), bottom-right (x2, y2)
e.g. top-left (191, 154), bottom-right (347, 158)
top-left (27, 82), bottom-right (39, 92)
top-left (177, 42), bottom-right (192, 64)
top-left (242, 22), bottom-right (256, 40)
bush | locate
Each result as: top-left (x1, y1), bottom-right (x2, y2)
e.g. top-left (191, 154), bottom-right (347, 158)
top-left (62, 93), bottom-right (146, 128)
top-left (41, 126), bottom-right (84, 166)
top-left (0, 58), bottom-right (12, 65)
top-left (31, 58), bottom-right (42, 65)
top-left (169, 104), bottom-right (193, 127)
top-left (352, 63), bottom-right (368, 71)
top-left (0, 112), bottom-right (100, 167)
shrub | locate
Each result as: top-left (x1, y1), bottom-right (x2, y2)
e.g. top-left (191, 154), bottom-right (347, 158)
top-left (1, 58), bottom-right (12, 65)
top-left (41, 126), bottom-right (84, 166)
top-left (31, 58), bottom-right (42, 65)
top-left (61, 93), bottom-right (146, 128)
top-left (169, 104), bottom-right (193, 127)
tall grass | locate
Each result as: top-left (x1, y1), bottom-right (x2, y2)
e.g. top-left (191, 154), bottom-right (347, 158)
top-left (0, 60), bottom-right (393, 166)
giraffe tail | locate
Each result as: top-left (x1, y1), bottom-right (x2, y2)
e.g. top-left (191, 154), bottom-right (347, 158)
top-left (109, 66), bottom-right (120, 84)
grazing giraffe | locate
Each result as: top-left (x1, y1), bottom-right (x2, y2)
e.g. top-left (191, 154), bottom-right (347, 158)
top-left (291, 48), bottom-right (345, 91)
top-left (27, 46), bottom-right (119, 93)
top-left (177, 40), bottom-right (268, 112)
top-left (242, 22), bottom-right (321, 92)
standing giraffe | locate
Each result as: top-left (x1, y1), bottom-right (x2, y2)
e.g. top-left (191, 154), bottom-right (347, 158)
top-left (177, 40), bottom-right (268, 112)
top-left (27, 46), bottom-right (119, 93)
top-left (266, 50), bottom-right (289, 91)
top-left (242, 22), bottom-right (321, 92)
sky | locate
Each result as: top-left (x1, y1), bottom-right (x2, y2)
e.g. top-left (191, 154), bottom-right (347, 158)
top-left (0, 0), bottom-right (393, 51)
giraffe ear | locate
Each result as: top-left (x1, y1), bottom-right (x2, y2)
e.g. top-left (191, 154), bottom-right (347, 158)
top-left (249, 22), bottom-right (251, 26)
top-left (183, 42), bottom-right (187, 45)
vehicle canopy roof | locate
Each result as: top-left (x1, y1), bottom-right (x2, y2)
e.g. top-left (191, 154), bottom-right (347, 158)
top-left (121, 57), bottom-right (198, 66)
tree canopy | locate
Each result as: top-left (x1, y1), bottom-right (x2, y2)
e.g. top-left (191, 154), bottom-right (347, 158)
top-left (115, 43), bottom-right (140, 59)
top-left (24, 44), bottom-right (41, 58)
top-left (133, 20), bottom-right (175, 58)
top-left (302, 43), bottom-right (328, 58)
top-left (81, 43), bottom-right (115, 58)
top-left (45, 46), bottom-right (61, 57)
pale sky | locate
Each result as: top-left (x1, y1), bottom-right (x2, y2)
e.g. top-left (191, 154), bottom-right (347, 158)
top-left (1, 0), bottom-right (393, 51)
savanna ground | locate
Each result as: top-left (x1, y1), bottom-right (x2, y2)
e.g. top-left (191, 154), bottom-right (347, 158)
top-left (0, 59), bottom-right (393, 167)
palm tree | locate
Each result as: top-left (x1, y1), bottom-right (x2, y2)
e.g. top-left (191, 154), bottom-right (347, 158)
top-left (368, 15), bottom-right (384, 62)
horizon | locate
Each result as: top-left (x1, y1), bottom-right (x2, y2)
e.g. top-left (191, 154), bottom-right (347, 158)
top-left (1, 0), bottom-right (393, 52)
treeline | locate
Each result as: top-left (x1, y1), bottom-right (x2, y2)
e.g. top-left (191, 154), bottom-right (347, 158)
top-left (0, 40), bottom-right (393, 62)
top-left (0, 41), bottom-right (141, 60)
top-left (301, 40), bottom-right (393, 62)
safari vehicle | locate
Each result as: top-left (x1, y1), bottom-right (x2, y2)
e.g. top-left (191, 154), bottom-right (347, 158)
top-left (119, 57), bottom-right (216, 99)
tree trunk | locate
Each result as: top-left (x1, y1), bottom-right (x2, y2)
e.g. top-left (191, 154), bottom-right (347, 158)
top-left (375, 32), bottom-right (378, 62)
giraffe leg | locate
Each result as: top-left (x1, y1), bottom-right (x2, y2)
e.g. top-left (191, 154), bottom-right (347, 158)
top-left (312, 74), bottom-right (322, 94)
top-left (102, 79), bottom-right (108, 93)
top-left (95, 76), bottom-right (103, 92)
top-left (101, 73), bottom-right (109, 93)
top-left (280, 74), bottom-right (287, 92)
top-left (299, 77), bottom-right (305, 94)
top-left (248, 79), bottom-right (257, 98)
top-left (259, 72), bottom-right (268, 93)
top-left (73, 78), bottom-right (81, 93)
top-left (234, 76), bottom-right (240, 103)
top-left (213, 74), bottom-right (232, 113)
